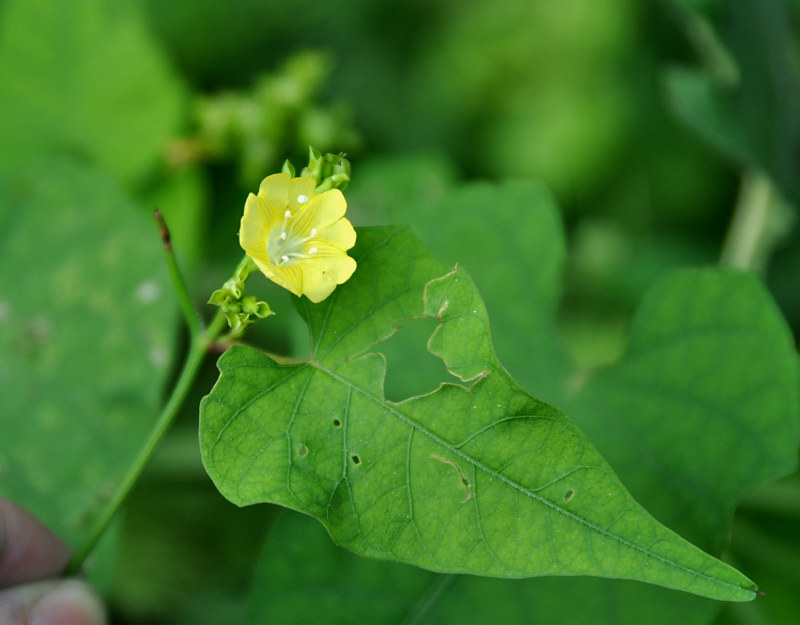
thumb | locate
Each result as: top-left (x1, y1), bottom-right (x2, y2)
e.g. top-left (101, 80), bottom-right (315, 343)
top-left (0, 578), bottom-right (106, 625)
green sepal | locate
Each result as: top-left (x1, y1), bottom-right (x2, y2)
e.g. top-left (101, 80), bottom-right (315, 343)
top-left (242, 296), bottom-right (274, 319)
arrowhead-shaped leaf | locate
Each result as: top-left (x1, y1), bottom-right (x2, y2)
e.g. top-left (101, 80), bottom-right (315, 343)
top-left (242, 181), bottom-right (799, 624)
top-left (201, 226), bottom-right (755, 600)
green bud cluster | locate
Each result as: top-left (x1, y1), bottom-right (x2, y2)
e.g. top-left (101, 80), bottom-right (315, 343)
top-left (208, 256), bottom-right (274, 338)
top-left (283, 146), bottom-right (351, 192)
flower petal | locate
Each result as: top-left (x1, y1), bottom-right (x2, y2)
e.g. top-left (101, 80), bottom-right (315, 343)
top-left (258, 173), bottom-right (291, 212)
top-left (316, 218), bottom-right (356, 251)
top-left (249, 256), bottom-right (304, 298)
top-left (239, 194), bottom-right (268, 249)
top-left (287, 177), bottom-right (318, 210)
top-left (300, 268), bottom-right (339, 303)
top-left (305, 189), bottom-right (347, 229)
top-left (302, 252), bottom-right (357, 288)
top-left (242, 172), bottom-right (357, 303)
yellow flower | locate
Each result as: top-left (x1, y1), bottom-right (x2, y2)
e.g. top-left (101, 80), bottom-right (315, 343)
top-left (239, 173), bottom-right (357, 303)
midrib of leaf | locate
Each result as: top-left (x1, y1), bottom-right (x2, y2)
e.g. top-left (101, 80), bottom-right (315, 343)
top-left (306, 357), bottom-right (749, 595)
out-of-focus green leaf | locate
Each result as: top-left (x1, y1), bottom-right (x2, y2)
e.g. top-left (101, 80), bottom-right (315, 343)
top-left (347, 153), bottom-right (457, 227)
top-left (663, 0), bottom-right (800, 206)
top-left (566, 269), bottom-right (800, 552)
top-left (719, 473), bottom-right (800, 625)
top-left (0, 0), bottom-right (184, 184)
top-left (245, 510), bottom-right (436, 625)
top-left (408, 0), bottom-right (637, 195)
top-left (106, 474), bottom-right (273, 625)
top-left (202, 226), bottom-right (756, 601)
top-left (0, 159), bottom-right (176, 546)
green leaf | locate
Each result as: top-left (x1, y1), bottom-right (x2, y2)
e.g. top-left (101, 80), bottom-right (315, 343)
top-left (201, 226), bottom-right (755, 601)
top-left (243, 256), bottom-right (798, 625)
top-left (0, 159), bottom-right (176, 546)
top-left (565, 268), bottom-right (800, 552)
top-left (0, 0), bottom-right (184, 184)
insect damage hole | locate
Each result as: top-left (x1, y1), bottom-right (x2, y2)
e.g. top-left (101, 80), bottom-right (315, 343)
top-left (297, 444), bottom-right (309, 457)
top-left (564, 489), bottom-right (575, 503)
top-left (332, 418), bottom-right (342, 428)
top-left (350, 454), bottom-right (361, 466)
top-left (430, 454), bottom-right (472, 503)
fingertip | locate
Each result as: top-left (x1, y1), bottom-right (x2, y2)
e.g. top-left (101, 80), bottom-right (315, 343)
top-left (0, 498), bottom-right (72, 587)
top-left (30, 579), bottom-right (107, 625)
top-left (0, 580), bottom-right (106, 625)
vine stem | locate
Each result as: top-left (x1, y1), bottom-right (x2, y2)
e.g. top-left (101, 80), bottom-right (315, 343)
top-left (719, 170), bottom-right (775, 272)
top-left (65, 212), bottom-right (227, 575)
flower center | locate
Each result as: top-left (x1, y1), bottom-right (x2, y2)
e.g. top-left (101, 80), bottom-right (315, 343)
top-left (266, 210), bottom-right (318, 267)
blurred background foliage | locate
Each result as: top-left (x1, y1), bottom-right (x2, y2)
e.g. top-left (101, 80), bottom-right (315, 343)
top-left (1, 0), bottom-right (799, 622)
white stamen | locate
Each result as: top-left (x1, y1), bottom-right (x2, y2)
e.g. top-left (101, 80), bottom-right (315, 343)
top-left (279, 231), bottom-right (287, 241)
top-left (309, 247), bottom-right (318, 254)
top-left (297, 194), bottom-right (309, 204)
top-left (310, 228), bottom-right (317, 237)
top-left (284, 210), bottom-right (292, 218)
top-left (281, 254), bottom-right (290, 264)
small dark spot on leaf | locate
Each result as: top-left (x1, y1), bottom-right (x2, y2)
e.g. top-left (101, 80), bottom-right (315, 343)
top-left (298, 444), bottom-right (308, 457)
top-left (564, 489), bottom-right (575, 503)
top-left (350, 454), bottom-right (361, 466)
top-left (332, 418), bottom-right (342, 428)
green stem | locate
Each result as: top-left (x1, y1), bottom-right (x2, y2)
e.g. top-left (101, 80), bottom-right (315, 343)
top-left (65, 329), bottom-right (212, 574)
top-left (719, 171), bottom-right (774, 272)
top-left (65, 213), bottom-right (227, 575)
top-left (154, 210), bottom-right (203, 338)
top-left (402, 575), bottom-right (455, 625)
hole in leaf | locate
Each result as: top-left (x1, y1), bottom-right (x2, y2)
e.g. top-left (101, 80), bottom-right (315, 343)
top-left (350, 454), bottom-right (361, 466)
top-left (332, 418), bottom-right (342, 428)
top-left (377, 317), bottom-right (458, 401)
top-left (298, 444), bottom-right (308, 457)
top-left (564, 489), bottom-right (575, 503)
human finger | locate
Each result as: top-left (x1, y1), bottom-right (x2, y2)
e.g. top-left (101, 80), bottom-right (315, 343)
top-left (0, 578), bottom-right (106, 625)
top-left (0, 497), bottom-right (72, 588)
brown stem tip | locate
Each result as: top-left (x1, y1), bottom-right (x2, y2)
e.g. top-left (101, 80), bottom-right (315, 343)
top-left (153, 209), bottom-right (172, 251)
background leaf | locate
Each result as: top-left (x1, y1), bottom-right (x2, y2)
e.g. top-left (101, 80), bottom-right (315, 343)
top-left (565, 269), bottom-right (800, 552)
top-left (201, 226), bottom-right (756, 601)
top-left (0, 159), bottom-right (176, 546)
top-left (0, 0), bottom-right (184, 184)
